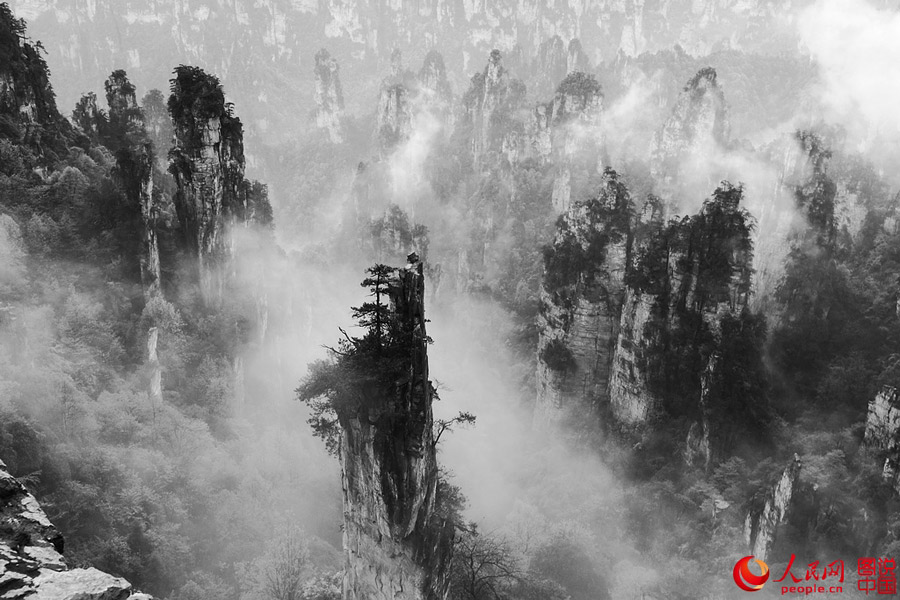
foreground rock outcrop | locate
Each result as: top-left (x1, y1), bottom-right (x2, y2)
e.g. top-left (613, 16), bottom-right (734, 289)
top-left (0, 459), bottom-right (151, 600)
top-left (340, 257), bottom-right (453, 599)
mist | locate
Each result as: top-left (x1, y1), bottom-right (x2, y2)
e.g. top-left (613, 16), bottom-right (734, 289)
top-left (2, 0), bottom-right (900, 599)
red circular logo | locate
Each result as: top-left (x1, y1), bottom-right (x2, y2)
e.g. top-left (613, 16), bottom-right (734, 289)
top-left (734, 556), bottom-right (770, 592)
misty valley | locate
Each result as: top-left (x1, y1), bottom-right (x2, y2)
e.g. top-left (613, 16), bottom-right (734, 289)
top-left (1, 1), bottom-right (900, 599)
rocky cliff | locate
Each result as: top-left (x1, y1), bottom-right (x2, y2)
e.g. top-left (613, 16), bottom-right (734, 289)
top-left (340, 258), bottom-right (452, 599)
top-left (651, 67), bottom-right (729, 207)
top-left (460, 50), bottom-right (525, 165)
top-left (744, 454), bottom-right (801, 562)
top-left (0, 459), bottom-right (152, 600)
top-left (370, 205), bottom-right (429, 265)
top-left (314, 48), bottom-right (345, 144)
top-left (543, 71), bottom-right (603, 213)
top-left (534, 168), bottom-right (631, 429)
top-left (374, 81), bottom-right (412, 155)
top-left (0, 3), bottom-right (66, 152)
top-left (167, 65), bottom-right (272, 305)
top-left (419, 51), bottom-right (451, 98)
top-left (607, 196), bottom-right (664, 426)
top-left (865, 386), bottom-right (900, 493)
top-left (606, 183), bottom-right (766, 463)
top-left (103, 70), bottom-right (161, 300)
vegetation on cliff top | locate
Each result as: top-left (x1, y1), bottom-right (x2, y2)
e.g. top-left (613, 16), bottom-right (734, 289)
top-left (542, 168), bottom-right (633, 303)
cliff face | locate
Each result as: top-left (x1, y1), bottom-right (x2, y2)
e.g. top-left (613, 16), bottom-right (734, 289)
top-left (0, 4), bottom-right (64, 150)
top-left (418, 51), bottom-right (452, 105)
top-left (104, 70), bottom-right (142, 138)
top-left (865, 386), bottom-right (900, 493)
top-left (374, 82), bottom-right (412, 155)
top-left (370, 205), bottom-right (429, 265)
top-left (651, 68), bottom-right (729, 206)
top-left (534, 169), bottom-right (631, 429)
top-left (460, 50), bottom-right (525, 164)
top-left (102, 70), bottom-right (161, 300)
top-left (532, 36), bottom-right (569, 99)
top-left (0, 459), bottom-right (152, 600)
top-left (340, 259), bottom-right (452, 600)
top-left (607, 197), bottom-right (664, 426)
top-left (314, 48), bottom-right (345, 143)
top-left (608, 184), bottom-right (763, 461)
top-left (167, 66), bottom-right (272, 305)
top-left (744, 455), bottom-right (802, 562)
top-left (535, 176), bottom-right (766, 456)
top-left (417, 50), bottom-right (454, 124)
top-left (544, 71), bottom-right (603, 213)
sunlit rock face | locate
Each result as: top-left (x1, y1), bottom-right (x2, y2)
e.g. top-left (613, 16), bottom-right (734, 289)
top-left (744, 454), bottom-right (802, 562)
top-left (651, 67), bottom-right (729, 208)
top-left (534, 169), bottom-right (632, 430)
top-left (865, 386), bottom-right (900, 493)
top-left (0, 459), bottom-right (152, 600)
top-left (340, 259), bottom-right (452, 599)
top-left (314, 48), bottom-right (345, 143)
top-left (167, 66), bottom-right (272, 305)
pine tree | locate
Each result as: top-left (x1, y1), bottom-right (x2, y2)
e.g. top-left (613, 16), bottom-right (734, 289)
top-left (352, 264), bottom-right (395, 346)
